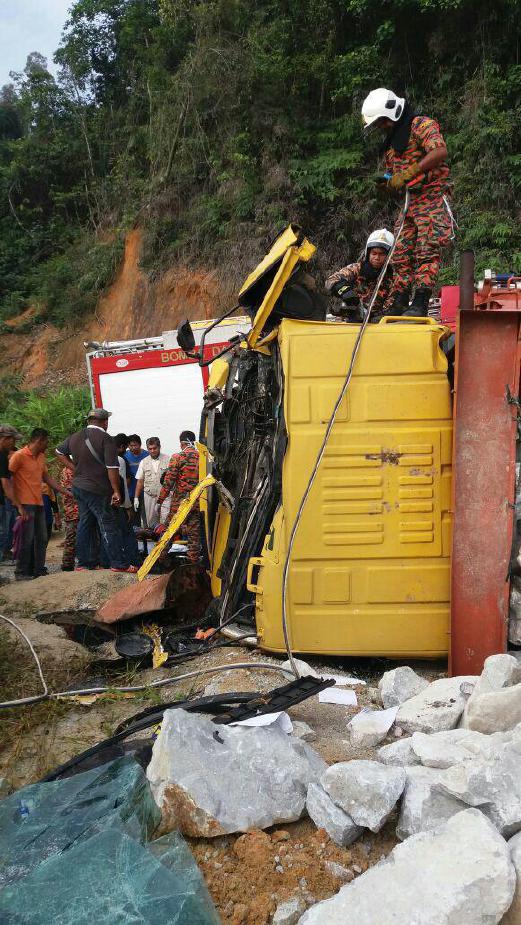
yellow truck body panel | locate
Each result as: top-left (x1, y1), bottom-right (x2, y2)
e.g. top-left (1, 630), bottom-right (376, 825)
top-left (249, 317), bottom-right (452, 657)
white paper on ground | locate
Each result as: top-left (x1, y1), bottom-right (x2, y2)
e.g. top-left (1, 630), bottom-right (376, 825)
top-left (348, 705), bottom-right (398, 735)
top-left (322, 673), bottom-right (366, 687)
top-left (319, 688), bottom-right (358, 706)
top-left (231, 711), bottom-right (294, 733)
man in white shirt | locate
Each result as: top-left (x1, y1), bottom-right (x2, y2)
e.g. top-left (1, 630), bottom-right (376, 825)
top-left (134, 437), bottom-right (169, 528)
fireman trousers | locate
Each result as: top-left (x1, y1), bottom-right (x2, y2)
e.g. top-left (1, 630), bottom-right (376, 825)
top-left (166, 500), bottom-right (201, 562)
top-left (393, 191), bottom-right (454, 293)
top-left (62, 520), bottom-right (78, 571)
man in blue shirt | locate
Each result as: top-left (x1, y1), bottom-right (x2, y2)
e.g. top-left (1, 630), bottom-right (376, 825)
top-left (124, 435), bottom-right (148, 500)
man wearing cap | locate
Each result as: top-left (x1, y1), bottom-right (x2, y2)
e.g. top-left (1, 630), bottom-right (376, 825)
top-left (56, 409), bottom-right (136, 573)
top-left (361, 88), bottom-right (454, 317)
top-left (0, 424), bottom-right (22, 562)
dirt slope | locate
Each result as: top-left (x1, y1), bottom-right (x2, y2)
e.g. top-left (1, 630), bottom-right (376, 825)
top-left (1, 229), bottom-right (240, 390)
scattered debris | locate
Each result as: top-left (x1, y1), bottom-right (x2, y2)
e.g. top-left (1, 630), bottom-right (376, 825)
top-left (395, 676), bottom-right (477, 734)
top-left (280, 659), bottom-right (320, 681)
top-left (321, 761), bottom-right (406, 833)
top-left (147, 709), bottom-right (326, 837)
top-left (318, 688), bottom-right (357, 706)
top-left (306, 783), bottom-right (363, 847)
top-left (378, 667), bottom-right (429, 709)
top-left (299, 810), bottom-right (515, 925)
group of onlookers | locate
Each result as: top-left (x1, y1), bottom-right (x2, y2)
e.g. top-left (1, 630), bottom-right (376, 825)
top-left (0, 410), bottom-right (200, 580)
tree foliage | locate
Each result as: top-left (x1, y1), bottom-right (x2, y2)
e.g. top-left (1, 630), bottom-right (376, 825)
top-left (0, 0), bottom-right (520, 326)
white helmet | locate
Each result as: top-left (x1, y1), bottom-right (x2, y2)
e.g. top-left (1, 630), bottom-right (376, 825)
top-left (365, 228), bottom-right (395, 260)
top-left (361, 88), bottom-right (405, 129)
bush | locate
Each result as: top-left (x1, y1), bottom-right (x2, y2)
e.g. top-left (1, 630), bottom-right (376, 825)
top-left (1, 385), bottom-right (91, 447)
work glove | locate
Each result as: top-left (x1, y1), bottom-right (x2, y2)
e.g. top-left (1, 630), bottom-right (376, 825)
top-left (133, 497), bottom-right (140, 512)
top-left (388, 162), bottom-right (421, 190)
top-left (330, 279), bottom-right (358, 305)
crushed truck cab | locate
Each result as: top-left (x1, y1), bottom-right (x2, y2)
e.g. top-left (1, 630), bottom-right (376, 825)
top-left (177, 225), bottom-right (453, 658)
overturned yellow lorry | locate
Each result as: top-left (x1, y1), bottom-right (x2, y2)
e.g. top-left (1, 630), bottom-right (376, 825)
top-left (145, 225), bottom-right (453, 658)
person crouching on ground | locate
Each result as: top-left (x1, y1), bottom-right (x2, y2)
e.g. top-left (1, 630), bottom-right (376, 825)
top-left (134, 437), bottom-right (169, 529)
top-left (325, 229), bottom-right (395, 321)
top-left (56, 408), bottom-right (137, 573)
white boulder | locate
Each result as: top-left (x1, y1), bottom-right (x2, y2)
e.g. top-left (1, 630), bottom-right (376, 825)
top-left (410, 728), bottom-right (510, 769)
top-left (378, 666), bottom-right (429, 709)
top-left (306, 783), bottom-right (363, 847)
top-left (298, 810), bottom-right (515, 925)
top-left (437, 739), bottom-right (521, 837)
top-left (281, 658), bottom-right (320, 680)
top-left (396, 676), bottom-right (477, 734)
top-left (502, 831), bottom-right (521, 924)
top-left (396, 765), bottom-right (468, 840)
top-left (348, 707), bottom-right (397, 748)
top-left (461, 655), bottom-right (521, 733)
top-left (321, 760), bottom-right (406, 833)
top-left (147, 709), bottom-right (326, 837)
top-left (377, 738), bottom-right (420, 767)
top-left (273, 897), bottom-right (307, 925)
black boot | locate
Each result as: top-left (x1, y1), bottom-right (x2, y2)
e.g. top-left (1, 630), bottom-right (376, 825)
top-left (404, 288), bottom-right (431, 317)
top-left (389, 290), bottom-right (411, 316)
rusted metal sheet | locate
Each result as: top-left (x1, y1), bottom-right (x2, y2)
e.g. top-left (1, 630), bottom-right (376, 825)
top-left (96, 573), bottom-right (173, 623)
top-left (450, 307), bottom-right (520, 675)
top-left (95, 566), bottom-right (213, 624)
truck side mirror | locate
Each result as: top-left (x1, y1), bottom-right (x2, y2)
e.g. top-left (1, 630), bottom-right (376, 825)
top-left (177, 319), bottom-right (198, 356)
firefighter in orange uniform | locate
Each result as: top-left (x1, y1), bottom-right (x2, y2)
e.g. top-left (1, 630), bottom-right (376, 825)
top-left (362, 88), bottom-right (455, 317)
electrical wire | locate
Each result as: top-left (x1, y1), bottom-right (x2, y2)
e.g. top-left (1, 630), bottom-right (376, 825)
top-left (280, 191), bottom-right (411, 677)
top-left (0, 613), bottom-right (48, 707)
top-left (0, 611), bottom-right (294, 708)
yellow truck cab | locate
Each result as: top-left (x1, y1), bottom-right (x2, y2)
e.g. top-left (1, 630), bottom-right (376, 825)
top-left (182, 225), bottom-right (453, 658)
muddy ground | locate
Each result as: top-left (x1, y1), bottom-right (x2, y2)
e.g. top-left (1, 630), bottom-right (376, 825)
top-left (0, 536), bottom-right (446, 923)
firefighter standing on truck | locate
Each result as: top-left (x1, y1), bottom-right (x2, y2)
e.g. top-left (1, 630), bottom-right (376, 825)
top-left (361, 88), bottom-right (454, 317)
top-left (156, 430), bottom-right (200, 562)
top-left (325, 228), bottom-right (395, 321)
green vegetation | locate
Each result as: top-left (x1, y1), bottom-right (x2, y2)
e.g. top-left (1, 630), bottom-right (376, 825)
top-left (0, 384), bottom-right (91, 446)
top-left (0, 0), bottom-right (520, 327)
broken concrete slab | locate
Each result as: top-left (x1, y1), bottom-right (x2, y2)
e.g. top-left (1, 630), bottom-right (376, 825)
top-left (378, 666), bottom-right (429, 709)
top-left (436, 739), bottom-right (521, 837)
top-left (396, 765), bottom-right (468, 840)
top-left (321, 760), bottom-right (406, 833)
top-left (298, 810), bottom-right (515, 925)
top-left (348, 707), bottom-right (398, 748)
top-left (461, 655), bottom-right (521, 733)
top-left (147, 709), bottom-right (326, 837)
top-left (305, 783), bottom-right (363, 847)
top-left (395, 676), bottom-right (477, 734)
top-left (503, 831), bottom-right (521, 924)
top-left (377, 738), bottom-right (420, 767)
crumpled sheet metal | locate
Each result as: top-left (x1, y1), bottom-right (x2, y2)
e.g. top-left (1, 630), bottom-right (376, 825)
top-left (95, 573), bottom-right (172, 624)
